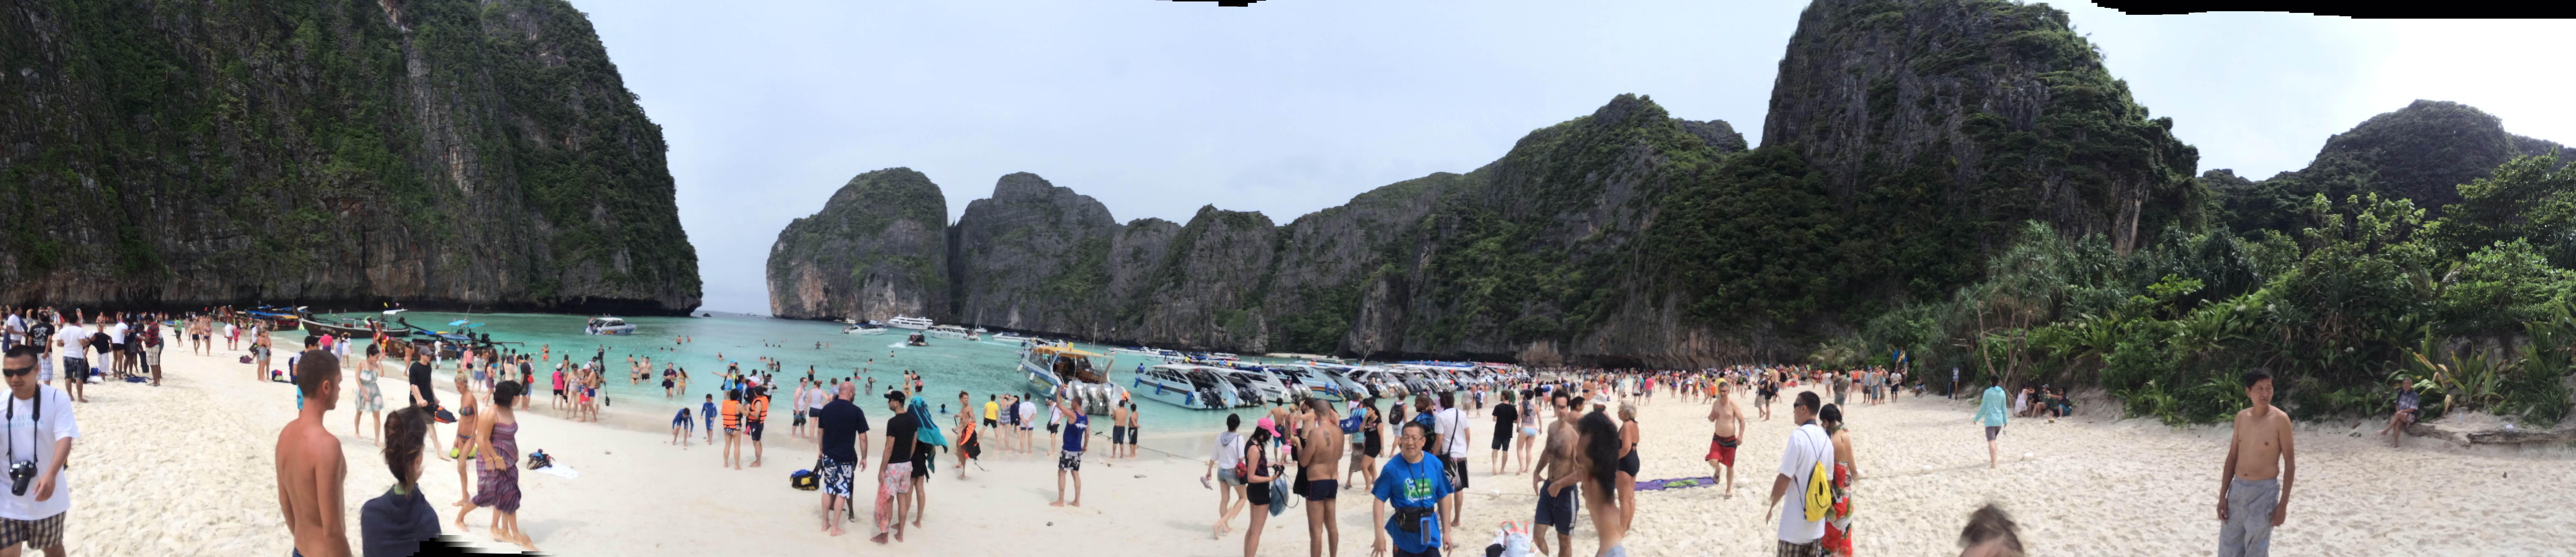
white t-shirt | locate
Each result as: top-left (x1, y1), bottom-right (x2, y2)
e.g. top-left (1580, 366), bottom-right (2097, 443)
top-left (108, 323), bottom-right (127, 345)
top-left (1775, 422), bottom-right (1831, 543)
top-left (1434, 407), bottom-right (1469, 457)
top-left (0, 386), bottom-right (78, 520)
top-left (52, 326), bottom-right (87, 358)
top-left (1020, 401), bottom-right (1038, 425)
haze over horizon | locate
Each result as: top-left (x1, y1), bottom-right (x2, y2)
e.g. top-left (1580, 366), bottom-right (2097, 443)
top-left (573, 0), bottom-right (2576, 314)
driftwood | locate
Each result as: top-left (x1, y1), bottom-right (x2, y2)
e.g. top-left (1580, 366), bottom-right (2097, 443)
top-left (2405, 420), bottom-right (2576, 446)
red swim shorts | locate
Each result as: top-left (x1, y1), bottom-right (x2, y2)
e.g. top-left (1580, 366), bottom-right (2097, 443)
top-left (1706, 435), bottom-right (1739, 466)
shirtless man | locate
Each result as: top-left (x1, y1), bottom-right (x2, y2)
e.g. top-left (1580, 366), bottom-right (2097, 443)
top-left (2217, 370), bottom-right (2295, 557)
top-left (1299, 399), bottom-right (1345, 557)
top-left (1528, 393), bottom-right (1580, 557)
top-left (1705, 381), bottom-right (1747, 498)
top-left (276, 352), bottom-right (350, 557)
top-left (1544, 411), bottom-right (1629, 557)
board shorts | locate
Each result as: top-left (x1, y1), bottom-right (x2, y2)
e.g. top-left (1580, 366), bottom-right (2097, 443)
top-left (1491, 424), bottom-right (1512, 451)
top-left (1985, 426), bottom-right (2003, 441)
top-left (1110, 426), bottom-right (1128, 445)
top-left (793, 412), bottom-right (807, 426)
top-left (0, 512), bottom-right (65, 549)
top-left (1707, 435), bottom-right (1740, 466)
top-left (747, 420), bottom-right (765, 441)
top-left (820, 456), bottom-right (856, 497)
top-left (982, 418), bottom-right (997, 428)
top-left (1533, 482), bottom-right (1576, 534)
top-left (1058, 450), bottom-right (1083, 471)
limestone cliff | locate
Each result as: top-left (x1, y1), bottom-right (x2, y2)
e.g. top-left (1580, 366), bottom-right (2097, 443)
top-left (2213, 100), bottom-right (2571, 232)
top-left (0, 0), bottom-right (701, 313)
top-left (767, 168), bottom-right (948, 321)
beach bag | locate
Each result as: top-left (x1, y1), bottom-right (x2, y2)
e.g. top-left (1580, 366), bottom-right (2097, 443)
top-left (525, 450), bottom-right (554, 470)
top-left (239, 355), bottom-right (252, 364)
top-left (1267, 478), bottom-right (1293, 516)
top-left (1339, 411), bottom-right (1366, 434)
top-left (1801, 445), bottom-right (1831, 522)
top-left (1489, 521), bottom-right (1535, 557)
top-left (790, 469), bottom-right (819, 491)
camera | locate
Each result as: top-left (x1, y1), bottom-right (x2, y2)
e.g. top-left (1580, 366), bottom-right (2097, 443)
top-left (8, 461), bottom-right (34, 497)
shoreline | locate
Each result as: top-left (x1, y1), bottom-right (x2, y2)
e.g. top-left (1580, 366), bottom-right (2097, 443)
top-left (59, 339), bottom-right (2576, 555)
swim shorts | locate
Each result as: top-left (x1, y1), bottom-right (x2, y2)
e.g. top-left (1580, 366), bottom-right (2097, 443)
top-left (1303, 479), bottom-right (1337, 501)
top-left (820, 456), bottom-right (855, 497)
top-left (1707, 435), bottom-right (1739, 466)
top-left (1058, 450), bottom-right (1083, 471)
top-left (748, 420), bottom-right (765, 441)
top-left (0, 511), bottom-right (65, 549)
top-left (1984, 426), bottom-right (2002, 441)
top-left (1533, 483), bottom-right (1576, 535)
top-left (1111, 426), bottom-right (1128, 445)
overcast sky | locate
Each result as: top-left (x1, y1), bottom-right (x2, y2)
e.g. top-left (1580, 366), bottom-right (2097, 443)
top-left (573, 1), bottom-right (2576, 313)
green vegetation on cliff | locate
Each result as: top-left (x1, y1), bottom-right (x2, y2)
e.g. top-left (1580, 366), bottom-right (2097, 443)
top-left (0, 0), bottom-right (700, 312)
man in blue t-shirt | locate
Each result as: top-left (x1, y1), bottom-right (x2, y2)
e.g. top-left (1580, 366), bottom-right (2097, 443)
top-left (1373, 420), bottom-right (1452, 557)
top-left (1052, 396), bottom-right (1089, 507)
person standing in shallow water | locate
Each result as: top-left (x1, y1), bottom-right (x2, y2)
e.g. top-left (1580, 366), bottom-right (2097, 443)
top-left (2218, 370), bottom-right (2295, 557)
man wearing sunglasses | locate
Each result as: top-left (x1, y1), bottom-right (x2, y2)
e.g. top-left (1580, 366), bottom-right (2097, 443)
top-left (0, 345), bottom-right (77, 556)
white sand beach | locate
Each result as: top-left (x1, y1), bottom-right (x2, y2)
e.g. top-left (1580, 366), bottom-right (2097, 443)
top-left (58, 344), bottom-right (2576, 555)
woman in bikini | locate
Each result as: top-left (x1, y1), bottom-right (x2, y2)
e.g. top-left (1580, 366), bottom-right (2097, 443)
top-left (1614, 402), bottom-right (1642, 528)
top-left (449, 371), bottom-right (480, 507)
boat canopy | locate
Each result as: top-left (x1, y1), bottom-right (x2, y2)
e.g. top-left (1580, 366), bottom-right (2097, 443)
top-left (1030, 346), bottom-right (1107, 359)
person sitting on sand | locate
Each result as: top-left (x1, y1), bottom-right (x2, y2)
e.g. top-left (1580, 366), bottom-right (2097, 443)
top-left (2217, 370), bottom-right (2295, 557)
top-left (2377, 380), bottom-right (2418, 447)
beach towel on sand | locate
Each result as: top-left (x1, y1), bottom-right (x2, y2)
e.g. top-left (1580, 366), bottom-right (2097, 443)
top-left (532, 465), bottom-right (581, 480)
top-left (1634, 476), bottom-right (1719, 491)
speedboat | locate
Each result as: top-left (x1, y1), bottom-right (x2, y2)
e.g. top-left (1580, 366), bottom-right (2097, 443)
top-left (1109, 347), bottom-right (1185, 363)
top-left (1022, 345), bottom-right (1125, 415)
top-left (1210, 366), bottom-right (1295, 405)
top-left (886, 316), bottom-right (935, 330)
top-left (927, 324), bottom-right (971, 338)
top-left (843, 323), bottom-right (887, 335)
top-left (1130, 364), bottom-right (1238, 410)
top-left (905, 333), bottom-right (928, 346)
top-left (584, 317), bottom-right (636, 335)
top-left (1256, 364), bottom-right (1347, 401)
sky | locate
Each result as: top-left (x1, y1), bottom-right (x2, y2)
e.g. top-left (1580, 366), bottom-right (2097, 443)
top-left (572, 1), bottom-right (2576, 313)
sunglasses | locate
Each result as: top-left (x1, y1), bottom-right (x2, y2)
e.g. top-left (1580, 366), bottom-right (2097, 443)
top-left (2, 365), bottom-right (32, 377)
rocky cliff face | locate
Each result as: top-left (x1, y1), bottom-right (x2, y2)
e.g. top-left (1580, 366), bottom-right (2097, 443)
top-left (767, 168), bottom-right (948, 321)
top-left (0, 0), bottom-right (700, 313)
top-left (2213, 100), bottom-right (2571, 232)
top-left (1763, 0), bottom-right (2198, 258)
top-left (775, 0), bottom-right (2561, 368)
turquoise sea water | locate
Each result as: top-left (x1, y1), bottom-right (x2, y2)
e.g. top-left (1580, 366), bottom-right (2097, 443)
top-left (328, 310), bottom-right (1241, 433)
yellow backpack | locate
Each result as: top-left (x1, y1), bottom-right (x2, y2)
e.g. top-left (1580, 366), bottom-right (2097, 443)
top-left (1801, 428), bottom-right (1831, 522)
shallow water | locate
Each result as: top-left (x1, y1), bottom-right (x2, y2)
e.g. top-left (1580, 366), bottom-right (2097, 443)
top-left (315, 310), bottom-right (1248, 432)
